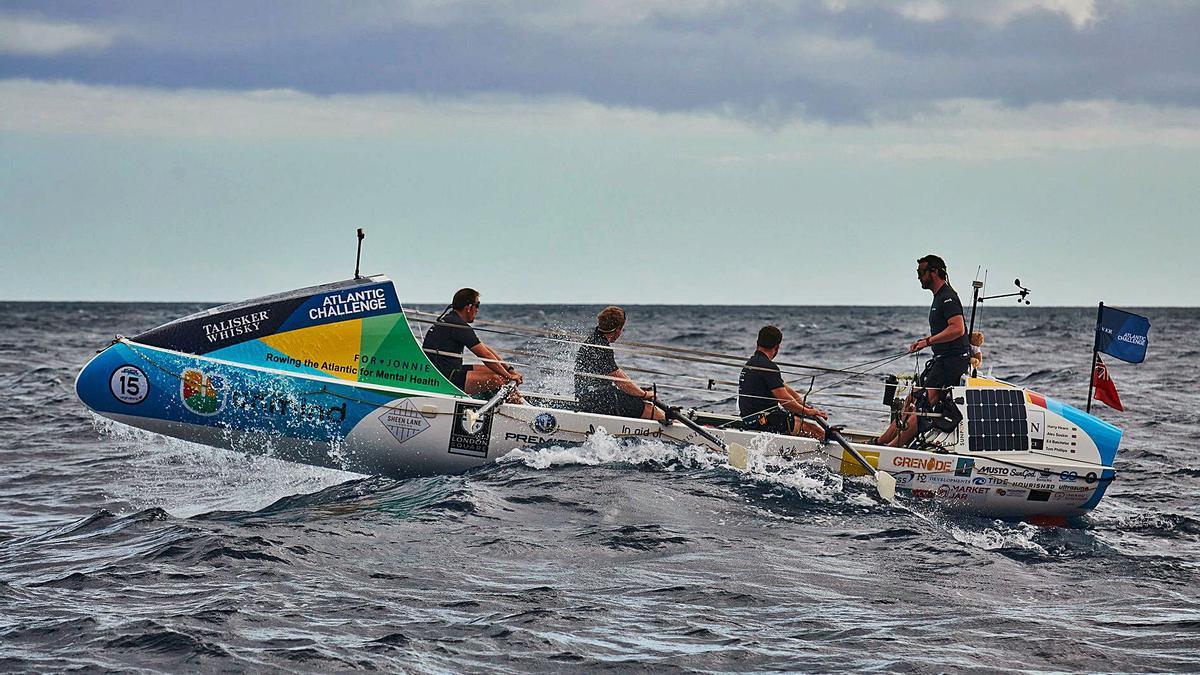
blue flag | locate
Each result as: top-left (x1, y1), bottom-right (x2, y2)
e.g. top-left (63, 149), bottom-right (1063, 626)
top-left (1095, 304), bottom-right (1150, 364)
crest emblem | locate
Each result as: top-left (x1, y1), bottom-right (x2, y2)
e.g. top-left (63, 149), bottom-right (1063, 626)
top-left (181, 369), bottom-right (225, 415)
top-left (532, 412), bottom-right (558, 435)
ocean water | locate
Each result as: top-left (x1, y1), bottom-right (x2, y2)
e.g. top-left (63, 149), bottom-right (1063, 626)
top-left (1, 301), bottom-right (1198, 672)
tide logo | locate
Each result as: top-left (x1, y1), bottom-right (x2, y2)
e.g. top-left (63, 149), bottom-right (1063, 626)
top-left (181, 369), bottom-right (225, 416)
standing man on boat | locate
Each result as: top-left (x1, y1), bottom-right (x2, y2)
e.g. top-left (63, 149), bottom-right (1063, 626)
top-left (738, 326), bottom-right (827, 439)
top-left (874, 254), bottom-right (970, 447)
top-left (574, 306), bottom-right (666, 422)
top-left (422, 288), bottom-right (524, 397)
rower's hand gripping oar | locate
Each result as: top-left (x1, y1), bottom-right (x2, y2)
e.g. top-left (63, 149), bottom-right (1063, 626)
top-left (650, 399), bottom-right (750, 469)
top-left (463, 381), bottom-right (520, 434)
top-left (809, 416), bottom-right (897, 503)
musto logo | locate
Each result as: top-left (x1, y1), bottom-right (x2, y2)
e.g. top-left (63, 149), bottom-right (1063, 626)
top-left (181, 369), bottom-right (225, 416)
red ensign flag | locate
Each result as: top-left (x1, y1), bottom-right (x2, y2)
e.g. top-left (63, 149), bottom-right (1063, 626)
top-left (1093, 355), bottom-right (1124, 411)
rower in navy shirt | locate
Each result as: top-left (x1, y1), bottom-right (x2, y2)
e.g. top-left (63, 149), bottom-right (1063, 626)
top-left (421, 287), bottom-right (523, 398)
top-left (874, 254), bottom-right (969, 448)
top-left (738, 325), bottom-right (827, 439)
top-left (574, 306), bottom-right (666, 421)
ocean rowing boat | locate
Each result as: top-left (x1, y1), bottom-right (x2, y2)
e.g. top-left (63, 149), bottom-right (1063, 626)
top-left (75, 274), bottom-right (1121, 522)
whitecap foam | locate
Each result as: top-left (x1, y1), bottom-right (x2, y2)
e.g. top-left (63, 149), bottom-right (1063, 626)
top-left (947, 519), bottom-right (1049, 554)
top-left (498, 426), bottom-right (719, 471)
top-left (92, 414), bottom-right (361, 518)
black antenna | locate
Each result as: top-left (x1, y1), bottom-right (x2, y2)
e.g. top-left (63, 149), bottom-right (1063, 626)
top-left (968, 274), bottom-right (1032, 376)
top-left (353, 228), bottom-right (365, 279)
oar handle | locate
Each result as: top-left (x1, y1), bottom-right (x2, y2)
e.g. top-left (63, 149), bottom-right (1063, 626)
top-left (810, 415), bottom-right (876, 478)
top-left (651, 400), bottom-right (727, 451)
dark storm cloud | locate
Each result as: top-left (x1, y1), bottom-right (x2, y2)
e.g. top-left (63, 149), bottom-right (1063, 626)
top-left (2, 1), bottom-right (1197, 123)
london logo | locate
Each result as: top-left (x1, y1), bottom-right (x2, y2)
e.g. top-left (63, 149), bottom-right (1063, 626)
top-left (532, 412), bottom-right (558, 435)
top-left (181, 369), bottom-right (225, 415)
top-left (380, 399), bottom-right (431, 444)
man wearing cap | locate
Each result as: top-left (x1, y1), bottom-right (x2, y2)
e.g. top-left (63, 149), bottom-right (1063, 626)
top-left (574, 306), bottom-right (666, 421)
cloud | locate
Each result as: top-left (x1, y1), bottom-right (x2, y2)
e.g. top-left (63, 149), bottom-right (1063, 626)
top-left (1, 2), bottom-right (1197, 125)
top-left (4, 79), bottom-right (1200, 164)
top-left (0, 14), bottom-right (116, 55)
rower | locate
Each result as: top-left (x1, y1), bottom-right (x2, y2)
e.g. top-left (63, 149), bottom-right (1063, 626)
top-left (738, 325), bottom-right (827, 439)
top-left (421, 288), bottom-right (524, 400)
top-left (574, 306), bottom-right (666, 421)
top-left (873, 254), bottom-right (969, 447)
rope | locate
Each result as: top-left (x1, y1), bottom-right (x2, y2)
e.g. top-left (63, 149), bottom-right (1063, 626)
top-left (405, 309), bottom-right (876, 378)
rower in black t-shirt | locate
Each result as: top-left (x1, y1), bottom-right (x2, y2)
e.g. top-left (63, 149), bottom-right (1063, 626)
top-left (873, 254), bottom-right (969, 448)
top-left (738, 326), bottom-right (826, 439)
top-left (573, 306), bottom-right (665, 421)
top-left (421, 287), bottom-right (523, 398)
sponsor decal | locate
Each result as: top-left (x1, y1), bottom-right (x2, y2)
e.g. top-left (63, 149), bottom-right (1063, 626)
top-left (1052, 491), bottom-right (1090, 503)
top-left (972, 477), bottom-right (988, 486)
top-left (449, 401), bottom-right (491, 458)
top-left (975, 465), bottom-right (1010, 476)
top-left (229, 388), bottom-right (347, 423)
top-left (955, 458), bottom-right (975, 477)
top-left (993, 487), bottom-right (1027, 498)
top-left (1085, 472), bottom-right (1098, 484)
top-left (109, 365), bottom-right (148, 405)
top-left (181, 369), bottom-right (225, 415)
top-left (1028, 409), bottom-right (1045, 450)
top-left (532, 412), bottom-right (559, 435)
top-left (1027, 489), bottom-right (1052, 502)
top-left (505, 432), bottom-right (556, 445)
top-left (202, 310), bottom-right (269, 345)
top-left (892, 456), bottom-right (954, 472)
top-left (893, 470), bottom-right (916, 486)
top-left (620, 424), bottom-right (662, 438)
top-left (380, 399), bottom-right (430, 444)
top-left (937, 484), bottom-right (990, 498)
top-left (308, 287), bottom-right (389, 321)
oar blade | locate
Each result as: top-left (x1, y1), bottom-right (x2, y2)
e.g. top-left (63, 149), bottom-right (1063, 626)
top-left (727, 443), bottom-right (748, 470)
top-left (876, 470), bottom-right (897, 503)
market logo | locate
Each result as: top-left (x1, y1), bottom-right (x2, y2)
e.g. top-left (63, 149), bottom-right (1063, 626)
top-left (380, 399), bottom-right (431, 444)
top-left (532, 412), bottom-right (558, 435)
top-left (181, 369), bottom-right (225, 415)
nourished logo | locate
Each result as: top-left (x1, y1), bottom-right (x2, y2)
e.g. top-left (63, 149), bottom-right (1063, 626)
top-left (181, 369), bottom-right (225, 416)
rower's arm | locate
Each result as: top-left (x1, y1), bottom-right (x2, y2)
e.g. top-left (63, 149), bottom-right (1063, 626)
top-left (610, 368), bottom-right (651, 398)
top-left (469, 342), bottom-right (518, 379)
top-left (772, 386), bottom-right (818, 416)
top-left (928, 315), bottom-right (966, 346)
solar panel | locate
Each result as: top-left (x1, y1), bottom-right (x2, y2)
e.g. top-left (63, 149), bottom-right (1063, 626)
top-left (966, 389), bottom-right (1029, 452)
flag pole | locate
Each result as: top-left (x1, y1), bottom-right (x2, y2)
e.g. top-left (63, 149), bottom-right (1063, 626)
top-left (1086, 302), bottom-right (1102, 413)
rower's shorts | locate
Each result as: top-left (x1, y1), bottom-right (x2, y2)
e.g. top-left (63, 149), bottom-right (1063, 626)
top-left (449, 366), bottom-right (469, 390)
top-left (917, 355), bottom-right (970, 391)
top-left (580, 390), bottom-right (647, 419)
top-left (744, 409), bottom-right (794, 435)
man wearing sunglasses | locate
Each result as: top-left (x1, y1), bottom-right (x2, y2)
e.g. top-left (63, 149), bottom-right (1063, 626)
top-left (873, 254), bottom-right (969, 448)
top-left (422, 287), bottom-right (523, 396)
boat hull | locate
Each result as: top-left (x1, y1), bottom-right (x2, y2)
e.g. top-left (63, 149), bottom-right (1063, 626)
top-left (78, 341), bottom-right (1115, 520)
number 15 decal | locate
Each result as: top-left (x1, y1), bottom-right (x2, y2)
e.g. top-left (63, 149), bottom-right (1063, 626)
top-left (109, 365), bottom-right (149, 405)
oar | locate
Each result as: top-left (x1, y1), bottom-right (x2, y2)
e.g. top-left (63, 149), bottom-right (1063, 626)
top-left (651, 400), bottom-right (750, 469)
top-left (462, 381), bottom-right (520, 433)
top-left (809, 416), bottom-right (897, 503)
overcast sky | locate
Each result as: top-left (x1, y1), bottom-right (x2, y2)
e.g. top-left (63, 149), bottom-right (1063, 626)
top-left (2, 1), bottom-right (1197, 304)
